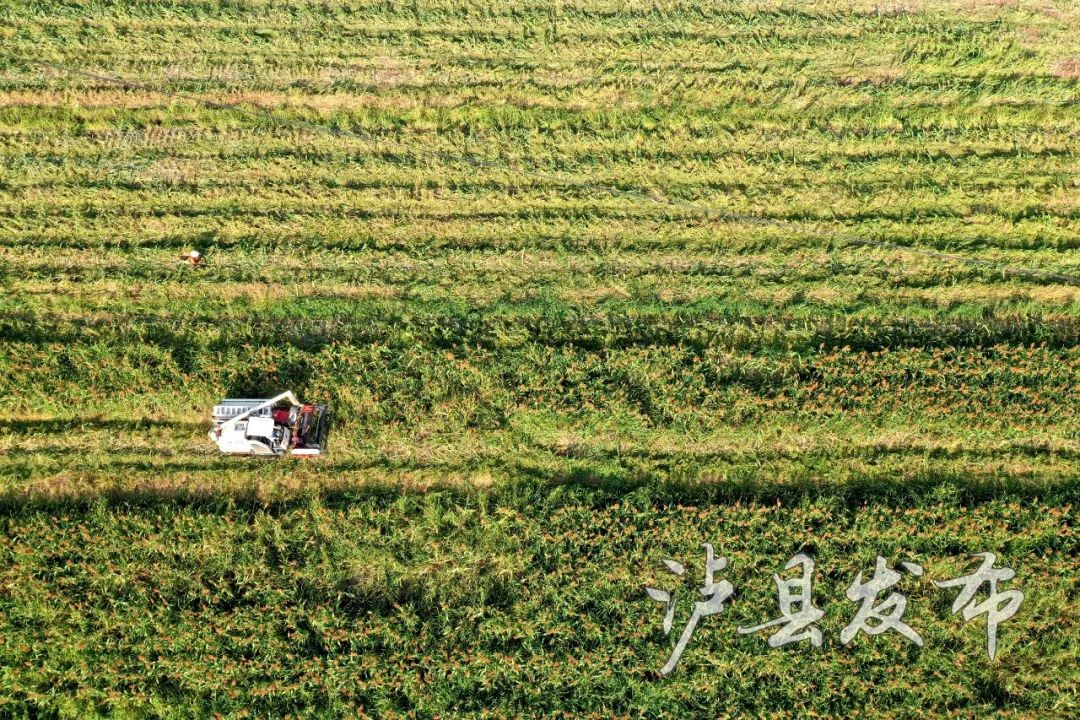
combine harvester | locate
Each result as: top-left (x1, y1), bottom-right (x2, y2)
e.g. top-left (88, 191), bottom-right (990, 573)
top-left (208, 391), bottom-right (331, 456)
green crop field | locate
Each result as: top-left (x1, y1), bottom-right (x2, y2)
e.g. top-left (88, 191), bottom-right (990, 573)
top-left (0, 0), bottom-right (1078, 716)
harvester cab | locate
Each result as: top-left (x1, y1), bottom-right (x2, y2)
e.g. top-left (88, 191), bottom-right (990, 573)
top-left (209, 391), bottom-right (331, 456)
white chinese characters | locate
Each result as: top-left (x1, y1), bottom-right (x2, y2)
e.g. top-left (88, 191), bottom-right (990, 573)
top-left (935, 552), bottom-right (1024, 660)
top-left (646, 549), bottom-right (1023, 674)
top-left (737, 553), bottom-right (824, 649)
top-left (841, 556), bottom-right (924, 648)
top-left (646, 543), bottom-right (734, 675)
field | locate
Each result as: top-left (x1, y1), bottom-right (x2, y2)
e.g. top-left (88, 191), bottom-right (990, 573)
top-left (1, 0), bottom-right (1078, 716)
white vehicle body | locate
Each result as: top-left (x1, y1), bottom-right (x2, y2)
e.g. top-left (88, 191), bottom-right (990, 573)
top-left (208, 391), bottom-right (329, 456)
